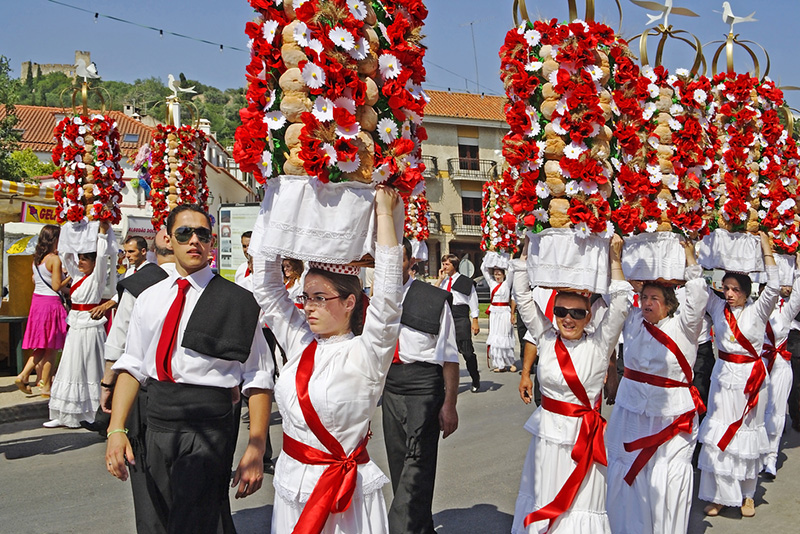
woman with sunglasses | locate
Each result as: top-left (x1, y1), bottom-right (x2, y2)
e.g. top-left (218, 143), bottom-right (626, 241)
top-left (480, 260), bottom-right (517, 372)
top-left (510, 235), bottom-right (630, 534)
top-left (252, 186), bottom-right (402, 533)
top-left (605, 239), bottom-right (708, 534)
top-left (698, 233), bottom-right (778, 518)
top-left (45, 221), bottom-right (113, 428)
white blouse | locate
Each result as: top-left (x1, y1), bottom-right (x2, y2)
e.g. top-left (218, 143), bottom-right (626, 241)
top-left (481, 260), bottom-right (512, 307)
top-left (764, 273), bottom-right (800, 348)
top-left (65, 233), bottom-right (111, 330)
top-left (252, 244), bottom-right (403, 502)
top-left (617, 265), bottom-right (709, 417)
top-left (512, 260), bottom-right (631, 443)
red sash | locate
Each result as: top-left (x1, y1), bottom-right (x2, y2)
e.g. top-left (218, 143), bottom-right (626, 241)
top-left (70, 275), bottom-right (88, 295)
top-left (544, 290), bottom-right (557, 322)
top-left (523, 337), bottom-right (607, 531)
top-left (619, 321), bottom-right (704, 485)
top-left (71, 303), bottom-right (100, 312)
top-left (286, 341), bottom-right (371, 534)
top-left (762, 321), bottom-right (791, 374)
top-left (485, 284), bottom-right (503, 315)
top-left (716, 306), bottom-right (768, 451)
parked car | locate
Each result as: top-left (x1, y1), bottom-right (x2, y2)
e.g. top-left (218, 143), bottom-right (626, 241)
top-left (474, 275), bottom-right (490, 303)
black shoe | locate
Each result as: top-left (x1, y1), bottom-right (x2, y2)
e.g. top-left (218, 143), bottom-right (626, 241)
top-left (471, 383), bottom-right (480, 393)
top-left (762, 471), bottom-right (776, 481)
top-left (79, 420), bottom-right (105, 437)
top-left (264, 461), bottom-right (274, 475)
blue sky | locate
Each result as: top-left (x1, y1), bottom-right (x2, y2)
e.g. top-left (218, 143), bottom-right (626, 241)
top-left (2, 0), bottom-right (799, 109)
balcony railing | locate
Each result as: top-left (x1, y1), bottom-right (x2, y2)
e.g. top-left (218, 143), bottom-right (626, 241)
top-left (451, 213), bottom-right (482, 236)
top-left (427, 211), bottom-right (441, 234)
top-left (421, 155), bottom-right (439, 178)
top-left (446, 158), bottom-right (499, 181)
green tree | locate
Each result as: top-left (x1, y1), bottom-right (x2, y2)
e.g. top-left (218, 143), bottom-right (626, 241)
top-left (0, 55), bottom-right (21, 181)
top-left (6, 148), bottom-right (57, 182)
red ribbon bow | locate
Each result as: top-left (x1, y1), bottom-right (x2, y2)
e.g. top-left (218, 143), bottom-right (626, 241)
top-left (286, 340), bottom-right (372, 534)
top-left (762, 321), bottom-right (792, 373)
top-left (523, 337), bottom-right (607, 531)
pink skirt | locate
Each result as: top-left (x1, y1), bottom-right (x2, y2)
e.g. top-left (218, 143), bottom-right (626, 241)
top-left (22, 294), bottom-right (67, 350)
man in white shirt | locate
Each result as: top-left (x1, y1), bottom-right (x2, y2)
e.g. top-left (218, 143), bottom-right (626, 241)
top-left (234, 231), bottom-right (252, 286)
top-left (105, 205), bottom-right (274, 533)
top-left (437, 253), bottom-right (481, 392)
top-left (383, 239), bottom-right (459, 534)
top-left (89, 235), bottom-right (150, 320)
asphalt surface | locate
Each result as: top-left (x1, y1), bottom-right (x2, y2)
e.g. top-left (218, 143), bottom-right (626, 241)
top-left (2, 335), bottom-right (800, 533)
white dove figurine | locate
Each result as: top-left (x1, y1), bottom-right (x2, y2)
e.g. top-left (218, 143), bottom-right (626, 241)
top-left (628, 0), bottom-right (699, 27)
top-left (167, 74), bottom-right (197, 99)
top-left (75, 58), bottom-right (100, 82)
top-left (719, 2), bottom-right (757, 33)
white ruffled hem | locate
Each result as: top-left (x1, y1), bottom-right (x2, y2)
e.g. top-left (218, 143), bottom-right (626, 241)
top-left (512, 493), bottom-right (611, 534)
top-left (698, 416), bottom-right (770, 460)
top-left (273, 469), bottom-right (389, 505)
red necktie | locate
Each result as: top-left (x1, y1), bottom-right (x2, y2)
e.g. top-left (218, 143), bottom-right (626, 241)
top-left (392, 340), bottom-right (402, 364)
top-left (155, 279), bottom-right (191, 382)
top-left (446, 277), bottom-right (452, 291)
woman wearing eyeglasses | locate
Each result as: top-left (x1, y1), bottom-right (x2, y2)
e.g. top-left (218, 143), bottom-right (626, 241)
top-left (251, 186), bottom-right (402, 534)
top-left (510, 235), bottom-right (630, 534)
top-left (605, 239), bottom-right (708, 534)
top-left (698, 233), bottom-right (778, 518)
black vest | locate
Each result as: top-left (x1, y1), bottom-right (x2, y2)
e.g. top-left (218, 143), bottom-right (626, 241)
top-left (117, 263), bottom-right (169, 299)
top-left (182, 275), bottom-right (261, 364)
top-left (401, 280), bottom-right (453, 335)
top-left (451, 274), bottom-right (475, 297)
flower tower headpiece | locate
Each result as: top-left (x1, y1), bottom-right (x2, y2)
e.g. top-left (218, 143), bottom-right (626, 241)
top-left (52, 81), bottom-right (123, 224)
top-left (482, 169), bottom-right (520, 254)
top-left (500, 0), bottom-right (628, 239)
top-left (233, 0), bottom-right (429, 193)
top-left (148, 86), bottom-right (209, 230)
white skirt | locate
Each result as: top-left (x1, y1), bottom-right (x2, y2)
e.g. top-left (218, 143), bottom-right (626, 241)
top-left (48, 324), bottom-right (106, 427)
top-left (486, 306), bottom-right (516, 368)
top-left (511, 430), bottom-right (611, 534)
top-left (271, 476), bottom-right (389, 534)
top-left (606, 406), bottom-right (696, 534)
top-left (763, 356), bottom-right (793, 475)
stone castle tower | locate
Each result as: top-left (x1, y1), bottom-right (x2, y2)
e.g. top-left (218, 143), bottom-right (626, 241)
top-left (21, 51), bottom-right (91, 80)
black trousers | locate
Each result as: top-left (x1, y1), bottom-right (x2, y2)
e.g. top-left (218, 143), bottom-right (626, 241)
top-left (143, 381), bottom-right (237, 534)
top-left (787, 330), bottom-right (800, 426)
top-left (693, 340), bottom-right (716, 410)
top-left (382, 364), bottom-right (445, 534)
top-left (452, 310), bottom-right (480, 386)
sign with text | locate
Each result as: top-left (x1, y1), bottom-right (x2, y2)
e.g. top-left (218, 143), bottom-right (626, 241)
top-left (20, 202), bottom-right (59, 225)
top-left (218, 203), bottom-right (260, 282)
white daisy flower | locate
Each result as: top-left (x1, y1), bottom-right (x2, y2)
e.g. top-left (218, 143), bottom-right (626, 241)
top-left (294, 39), bottom-right (317, 57)
top-left (401, 121), bottom-right (412, 139)
top-left (779, 198), bottom-right (796, 214)
top-left (349, 37), bottom-right (370, 60)
top-left (524, 29), bottom-right (541, 47)
top-left (322, 143), bottom-right (337, 165)
top-left (263, 111), bottom-right (287, 130)
top-left (669, 118), bottom-right (682, 131)
top-left (611, 100), bottom-right (621, 116)
top-left (666, 174), bottom-right (679, 190)
top-left (264, 90), bottom-right (277, 111)
top-left (337, 153), bottom-right (361, 173)
top-left (75, 136), bottom-right (85, 147)
top-left (758, 209), bottom-right (768, 219)
top-left (548, 69), bottom-right (559, 86)
top-left (657, 198), bottom-right (668, 211)
top-left (329, 27), bottom-right (355, 50)
top-left (693, 89), bottom-right (707, 104)
top-left (336, 122), bottom-right (361, 139)
top-left (611, 157), bottom-right (622, 172)
top-left (579, 180), bottom-right (598, 195)
top-left (575, 221), bottom-right (591, 238)
top-left (669, 104), bottom-right (684, 115)
top-left (405, 109), bottom-right (422, 125)
top-left (602, 221), bottom-right (615, 239)
top-left (263, 20), bottom-right (279, 44)
top-left (648, 83), bottom-right (660, 99)
top-left (372, 163), bottom-right (391, 184)
top-left (407, 83), bottom-right (425, 100)
top-left (667, 75), bottom-right (679, 87)
top-left (261, 151), bottom-right (274, 177)
top-left (642, 65), bottom-right (657, 83)
top-left (642, 102), bottom-right (657, 121)
top-left (525, 121), bottom-right (541, 138)
top-left (536, 182), bottom-right (550, 198)
top-left (293, 22), bottom-right (311, 47)
top-left (293, 0), bottom-right (307, 7)
top-left (348, 0), bottom-right (367, 20)
top-left (312, 97), bottom-right (334, 122)
top-left (565, 181), bottom-right (579, 196)
top-left (533, 208), bottom-right (549, 222)
top-left (379, 54), bottom-right (402, 79)
top-left (676, 68), bottom-right (690, 77)
top-left (377, 117), bottom-right (398, 143)
top-left (586, 65), bottom-right (603, 81)
top-left (302, 62), bottom-right (326, 89)
top-left (525, 61), bottom-right (543, 72)
top-left (645, 220), bottom-right (658, 232)
top-left (73, 117), bottom-right (83, 125)
top-left (274, 0), bottom-right (283, 5)
top-left (78, 125), bottom-right (87, 135)
top-left (564, 142), bottom-right (585, 160)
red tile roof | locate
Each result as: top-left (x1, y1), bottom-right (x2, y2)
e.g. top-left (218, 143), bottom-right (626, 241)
top-left (0, 105), bottom-right (153, 159)
top-left (425, 90), bottom-right (507, 122)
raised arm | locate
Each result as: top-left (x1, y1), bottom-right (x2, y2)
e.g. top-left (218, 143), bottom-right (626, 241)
top-left (753, 232), bottom-right (780, 322)
top-left (678, 239), bottom-right (710, 340)
top-left (596, 235), bottom-right (633, 357)
top-left (511, 259), bottom-right (552, 343)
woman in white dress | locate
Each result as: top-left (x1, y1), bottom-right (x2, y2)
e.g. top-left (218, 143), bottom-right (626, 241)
top-left (481, 260), bottom-right (517, 372)
top-left (45, 221), bottom-right (112, 428)
top-left (252, 186), bottom-right (402, 534)
top-left (760, 261), bottom-right (800, 478)
top-left (510, 236), bottom-right (630, 534)
top-left (699, 233), bottom-right (778, 517)
top-left (606, 240), bottom-right (708, 534)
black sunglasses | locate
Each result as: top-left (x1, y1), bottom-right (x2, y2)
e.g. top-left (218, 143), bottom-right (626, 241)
top-left (173, 226), bottom-right (213, 244)
top-left (552, 306), bottom-right (589, 320)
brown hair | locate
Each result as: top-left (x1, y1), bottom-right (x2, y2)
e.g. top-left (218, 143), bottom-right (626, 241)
top-left (554, 291), bottom-right (592, 310)
top-left (33, 225), bottom-right (60, 265)
top-left (283, 258), bottom-right (304, 279)
top-left (641, 282), bottom-right (679, 317)
top-left (722, 272), bottom-right (752, 298)
top-left (306, 268), bottom-right (366, 335)
top-left (441, 253), bottom-right (460, 270)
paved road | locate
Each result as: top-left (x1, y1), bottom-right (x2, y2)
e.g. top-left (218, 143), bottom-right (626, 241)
top-left (2, 336), bottom-right (800, 533)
